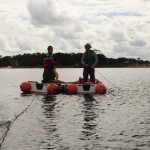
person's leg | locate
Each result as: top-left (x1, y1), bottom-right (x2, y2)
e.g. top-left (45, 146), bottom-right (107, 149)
top-left (83, 68), bottom-right (88, 82)
top-left (90, 68), bottom-right (95, 83)
top-left (43, 68), bottom-right (45, 79)
top-left (48, 69), bottom-right (55, 82)
top-left (43, 68), bottom-right (48, 83)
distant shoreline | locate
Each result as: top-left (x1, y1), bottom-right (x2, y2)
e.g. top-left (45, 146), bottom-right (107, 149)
top-left (0, 66), bottom-right (150, 69)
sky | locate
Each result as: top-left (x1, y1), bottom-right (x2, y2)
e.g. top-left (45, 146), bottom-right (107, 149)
top-left (0, 0), bottom-right (150, 60)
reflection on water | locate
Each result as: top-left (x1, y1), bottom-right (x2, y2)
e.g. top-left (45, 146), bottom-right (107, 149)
top-left (41, 95), bottom-right (59, 149)
top-left (82, 94), bottom-right (97, 137)
top-left (0, 68), bottom-right (150, 150)
top-left (80, 94), bottom-right (100, 150)
top-left (40, 94), bottom-right (101, 150)
top-left (42, 95), bottom-right (57, 113)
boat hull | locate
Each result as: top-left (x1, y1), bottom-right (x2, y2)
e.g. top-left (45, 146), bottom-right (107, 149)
top-left (20, 81), bottom-right (107, 94)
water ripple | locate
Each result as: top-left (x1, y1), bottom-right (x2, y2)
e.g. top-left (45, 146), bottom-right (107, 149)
top-left (0, 68), bottom-right (150, 150)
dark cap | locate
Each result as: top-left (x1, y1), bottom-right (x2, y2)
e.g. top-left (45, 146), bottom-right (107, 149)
top-left (84, 43), bottom-right (92, 48)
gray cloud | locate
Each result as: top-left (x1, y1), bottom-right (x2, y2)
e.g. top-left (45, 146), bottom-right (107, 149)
top-left (99, 12), bottom-right (142, 18)
top-left (28, 0), bottom-right (73, 26)
top-left (17, 39), bottom-right (32, 51)
top-left (0, 37), bottom-right (5, 50)
top-left (110, 30), bottom-right (127, 42)
top-left (130, 39), bottom-right (146, 47)
top-left (0, 0), bottom-right (150, 61)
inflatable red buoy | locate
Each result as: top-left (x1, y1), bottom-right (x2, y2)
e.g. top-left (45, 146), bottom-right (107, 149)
top-left (66, 84), bottom-right (78, 94)
top-left (47, 84), bottom-right (60, 94)
top-left (77, 78), bottom-right (100, 84)
top-left (95, 84), bottom-right (106, 94)
top-left (20, 82), bottom-right (31, 93)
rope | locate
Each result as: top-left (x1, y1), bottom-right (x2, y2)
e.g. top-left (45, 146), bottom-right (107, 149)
top-left (95, 69), bottom-right (125, 93)
top-left (93, 49), bottom-right (126, 94)
top-left (0, 95), bottom-right (37, 147)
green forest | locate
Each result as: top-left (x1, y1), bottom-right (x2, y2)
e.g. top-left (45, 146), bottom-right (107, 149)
top-left (0, 52), bottom-right (150, 68)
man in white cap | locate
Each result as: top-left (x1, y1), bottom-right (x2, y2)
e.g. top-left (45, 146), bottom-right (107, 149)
top-left (81, 43), bottom-right (98, 83)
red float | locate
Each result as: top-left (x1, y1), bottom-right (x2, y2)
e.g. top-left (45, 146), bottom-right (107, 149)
top-left (47, 83), bottom-right (60, 94)
top-left (95, 84), bottom-right (106, 94)
top-left (20, 82), bottom-right (31, 93)
top-left (66, 84), bottom-right (78, 94)
top-left (77, 78), bottom-right (100, 84)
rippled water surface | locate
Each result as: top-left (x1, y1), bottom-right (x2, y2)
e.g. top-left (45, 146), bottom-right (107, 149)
top-left (0, 68), bottom-right (150, 150)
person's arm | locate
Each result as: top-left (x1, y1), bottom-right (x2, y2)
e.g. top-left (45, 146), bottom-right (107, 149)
top-left (81, 53), bottom-right (86, 65)
top-left (54, 69), bottom-right (59, 80)
top-left (53, 54), bottom-right (56, 62)
top-left (92, 52), bottom-right (98, 67)
top-left (52, 54), bottom-right (57, 66)
top-left (43, 54), bottom-right (47, 60)
top-left (43, 54), bottom-right (48, 67)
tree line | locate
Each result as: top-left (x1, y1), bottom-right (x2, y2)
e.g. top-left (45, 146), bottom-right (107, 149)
top-left (0, 52), bottom-right (149, 68)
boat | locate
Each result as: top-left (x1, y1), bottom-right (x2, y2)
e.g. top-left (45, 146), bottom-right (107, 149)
top-left (20, 78), bottom-right (106, 95)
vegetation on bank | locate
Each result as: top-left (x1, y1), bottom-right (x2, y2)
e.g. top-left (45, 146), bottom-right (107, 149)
top-left (0, 53), bottom-right (150, 68)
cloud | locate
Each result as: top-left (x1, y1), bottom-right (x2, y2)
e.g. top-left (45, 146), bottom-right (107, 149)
top-left (130, 39), bottom-right (146, 47)
top-left (0, 0), bottom-right (150, 61)
top-left (99, 12), bottom-right (142, 19)
top-left (28, 0), bottom-right (74, 26)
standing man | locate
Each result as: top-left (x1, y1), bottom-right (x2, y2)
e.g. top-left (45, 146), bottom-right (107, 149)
top-left (42, 45), bottom-right (58, 83)
top-left (81, 43), bottom-right (98, 83)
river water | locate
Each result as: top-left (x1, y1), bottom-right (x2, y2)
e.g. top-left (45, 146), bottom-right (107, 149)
top-left (0, 68), bottom-right (150, 150)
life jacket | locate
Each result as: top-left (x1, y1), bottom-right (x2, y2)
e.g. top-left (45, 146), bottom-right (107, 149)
top-left (43, 53), bottom-right (55, 68)
top-left (83, 50), bottom-right (95, 66)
